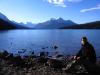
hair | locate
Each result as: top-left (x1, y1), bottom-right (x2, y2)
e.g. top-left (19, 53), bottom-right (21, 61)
top-left (82, 36), bottom-right (88, 43)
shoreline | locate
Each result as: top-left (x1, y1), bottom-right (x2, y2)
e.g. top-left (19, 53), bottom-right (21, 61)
top-left (0, 50), bottom-right (100, 75)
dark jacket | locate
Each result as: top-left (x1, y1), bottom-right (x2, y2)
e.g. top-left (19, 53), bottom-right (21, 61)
top-left (76, 42), bottom-right (96, 63)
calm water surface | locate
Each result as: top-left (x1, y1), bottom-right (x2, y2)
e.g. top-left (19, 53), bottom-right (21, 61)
top-left (0, 29), bottom-right (100, 57)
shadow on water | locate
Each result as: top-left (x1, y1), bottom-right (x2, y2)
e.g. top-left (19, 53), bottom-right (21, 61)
top-left (0, 30), bottom-right (9, 32)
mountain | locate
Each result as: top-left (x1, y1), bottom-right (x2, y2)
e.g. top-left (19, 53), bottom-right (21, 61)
top-left (11, 21), bottom-right (33, 29)
top-left (0, 12), bottom-right (29, 30)
top-left (17, 22), bottom-right (35, 28)
top-left (1, 12), bottom-right (100, 29)
top-left (34, 18), bottom-right (77, 29)
top-left (0, 12), bottom-right (16, 30)
top-left (61, 21), bottom-right (100, 29)
top-left (0, 18), bottom-right (16, 30)
top-left (0, 12), bottom-right (9, 21)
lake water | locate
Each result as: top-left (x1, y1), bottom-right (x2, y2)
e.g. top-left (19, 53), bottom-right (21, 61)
top-left (0, 29), bottom-right (100, 57)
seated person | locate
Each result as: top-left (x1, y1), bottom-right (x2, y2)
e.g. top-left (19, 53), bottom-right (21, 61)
top-left (75, 36), bottom-right (96, 64)
top-left (64, 37), bottom-right (97, 73)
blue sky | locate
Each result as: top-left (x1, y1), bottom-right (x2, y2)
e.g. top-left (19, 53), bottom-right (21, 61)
top-left (0, 0), bottom-right (100, 24)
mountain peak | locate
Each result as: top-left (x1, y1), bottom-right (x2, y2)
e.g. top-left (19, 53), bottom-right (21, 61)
top-left (35, 18), bottom-right (77, 29)
top-left (58, 17), bottom-right (64, 20)
top-left (50, 17), bottom-right (64, 21)
top-left (0, 12), bottom-right (9, 21)
top-left (49, 18), bottom-right (73, 23)
top-left (50, 18), bottom-right (56, 21)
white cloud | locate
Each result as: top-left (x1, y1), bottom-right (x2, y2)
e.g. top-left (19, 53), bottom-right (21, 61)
top-left (44, 0), bottom-right (84, 7)
top-left (80, 4), bottom-right (100, 13)
top-left (67, 0), bottom-right (82, 2)
top-left (45, 0), bottom-right (67, 7)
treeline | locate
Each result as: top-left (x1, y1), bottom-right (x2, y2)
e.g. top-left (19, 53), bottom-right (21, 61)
top-left (61, 21), bottom-right (100, 29)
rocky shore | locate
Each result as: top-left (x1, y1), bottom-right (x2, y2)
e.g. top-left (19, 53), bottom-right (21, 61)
top-left (0, 50), bottom-right (100, 75)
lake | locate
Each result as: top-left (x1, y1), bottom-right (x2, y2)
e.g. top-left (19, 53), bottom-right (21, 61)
top-left (0, 29), bottom-right (100, 57)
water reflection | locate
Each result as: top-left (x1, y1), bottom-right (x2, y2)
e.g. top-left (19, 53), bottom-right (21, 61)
top-left (0, 29), bottom-right (100, 57)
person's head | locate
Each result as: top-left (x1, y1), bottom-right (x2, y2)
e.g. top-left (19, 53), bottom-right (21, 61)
top-left (81, 37), bottom-right (88, 45)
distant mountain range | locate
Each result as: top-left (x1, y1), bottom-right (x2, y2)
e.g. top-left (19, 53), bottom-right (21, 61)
top-left (34, 18), bottom-right (76, 29)
top-left (0, 12), bottom-right (29, 30)
top-left (0, 12), bottom-right (100, 29)
top-left (61, 21), bottom-right (100, 29)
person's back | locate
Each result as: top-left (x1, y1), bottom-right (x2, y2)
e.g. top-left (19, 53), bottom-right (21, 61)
top-left (75, 37), bottom-right (97, 73)
top-left (76, 37), bottom-right (96, 63)
top-left (85, 42), bottom-right (96, 63)
top-left (63, 37), bottom-right (97, 73)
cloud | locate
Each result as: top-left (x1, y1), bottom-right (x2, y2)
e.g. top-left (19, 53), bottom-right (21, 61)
top-left (80, 4), bottom-right (100, 13)
top-left (45, 0), bottom-right (67, 7)
top-left (67, 0), bottom-right (83, 2)
top-left (44, 0), bottom-right (84, 7)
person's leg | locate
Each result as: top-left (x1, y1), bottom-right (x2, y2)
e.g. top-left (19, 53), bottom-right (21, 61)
top-left (80, 60), bottom-right (99, 73)
top-left (63, 60), bottom-right (78, 73)
top-left (64, 59), bottom-right (88, 73)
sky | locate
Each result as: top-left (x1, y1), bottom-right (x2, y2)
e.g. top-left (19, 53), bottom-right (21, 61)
top-left (0, 0), bottom-right (100, 24)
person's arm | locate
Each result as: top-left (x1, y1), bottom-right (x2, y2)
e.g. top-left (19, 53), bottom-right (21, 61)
top-left (76, 49), bottom-right (82, 57)
top-left (73, 49), bottom-right (82, 60)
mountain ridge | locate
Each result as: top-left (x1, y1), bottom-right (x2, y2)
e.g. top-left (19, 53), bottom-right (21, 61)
top-left (0, 12), bottom-right (29, 29)
top-left (61, 21), bottom-right (100, 29)
top-left (34, 18), bottom-right (77, 29)
top-left (0, 12), bottom-right (100, 29)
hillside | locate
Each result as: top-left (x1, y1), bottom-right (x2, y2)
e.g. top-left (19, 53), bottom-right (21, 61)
top-left (0, 19), bottom-right (16, 30)
top-left (0, 12), bottom-right (29, 30)
top-left (61, 21), bottom-right (100, 29)
top-left (34, 18), bottom-right (77, 29)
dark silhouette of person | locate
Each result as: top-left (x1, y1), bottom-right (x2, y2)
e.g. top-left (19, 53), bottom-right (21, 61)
top-left (75, 36), bottom-right (96, 63)
top-left (73, 37), bottom-right (97, 73)
top-left (64, 37), bottom-right (98, 73)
